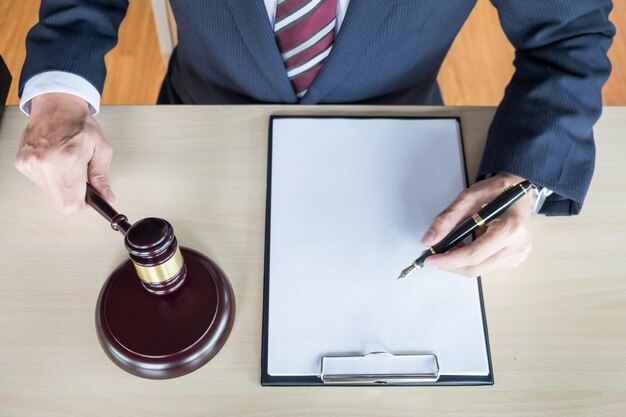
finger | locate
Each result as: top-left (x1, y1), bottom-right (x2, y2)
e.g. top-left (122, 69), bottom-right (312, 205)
top-left (421, 174), bottom-right (531, 246)
top-left (42, 175), bottom-right (87, 213)
top-left (446, 244), bottom-right (529, 278)
top-left (14, 158), bottom-right (46, 191)
top-left (59, 176), bottom-right (88, 213)
top-left (47, 166), bottom-right (88, 213)
top-left (43, 148), bottom-right (90, 213)
top-left (424, 223), bottom-right (513, 270)
top-left (87, 140), bottom-right (115, 203)
top-left (15, 151), bottom-right (83, 212)
top-left (421, 193), bottom-right (480, 245)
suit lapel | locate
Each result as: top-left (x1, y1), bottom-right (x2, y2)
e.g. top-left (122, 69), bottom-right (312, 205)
top-left (300, 0), bottom-right (394, 104)
top-left (225, 0), bottom-right (297, 102)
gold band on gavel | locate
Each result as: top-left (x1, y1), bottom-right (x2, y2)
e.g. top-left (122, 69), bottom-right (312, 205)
top-left (132, 247), bottom-right (184, 284)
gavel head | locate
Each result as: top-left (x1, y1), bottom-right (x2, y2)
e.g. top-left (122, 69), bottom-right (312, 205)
top-left (124, 217), bottom-right (187, 295)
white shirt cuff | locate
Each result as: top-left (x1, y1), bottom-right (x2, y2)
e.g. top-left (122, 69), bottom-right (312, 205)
top-left (20, 71), bottom-right (101, 116)
top-left (532, 186), bottom-right (553, 214)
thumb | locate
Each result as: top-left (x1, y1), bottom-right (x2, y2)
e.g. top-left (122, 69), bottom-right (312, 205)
top-left (87, 141), bottom-right (116, 203)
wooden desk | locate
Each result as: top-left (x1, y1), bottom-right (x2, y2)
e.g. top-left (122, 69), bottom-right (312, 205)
top-left (0, 106), bottom-right (625, 417)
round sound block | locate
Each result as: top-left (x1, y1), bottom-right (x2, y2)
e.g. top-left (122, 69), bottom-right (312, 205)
top-left (95, 247), bottom-right (235, 379)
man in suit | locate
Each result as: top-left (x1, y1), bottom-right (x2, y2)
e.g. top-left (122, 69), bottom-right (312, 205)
top-left (14, 0), bottom-right (615, 277)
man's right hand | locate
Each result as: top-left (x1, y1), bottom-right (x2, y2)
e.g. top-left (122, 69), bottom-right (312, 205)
top-left (15, 93), bottom-right (115, 213)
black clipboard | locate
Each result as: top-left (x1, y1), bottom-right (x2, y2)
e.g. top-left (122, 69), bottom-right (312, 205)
top-left (261, 116), bottom-right (494, 386)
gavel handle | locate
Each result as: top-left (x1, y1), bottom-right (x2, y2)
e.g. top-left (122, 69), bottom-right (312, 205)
top-left (85, 183), bottom-right (131, 235)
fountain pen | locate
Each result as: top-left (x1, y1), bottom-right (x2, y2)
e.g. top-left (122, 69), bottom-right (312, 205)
top-left (397, 180), bottom-right (533, 279)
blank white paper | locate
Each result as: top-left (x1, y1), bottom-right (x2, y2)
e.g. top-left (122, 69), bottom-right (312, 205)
top-left (267, 117), bottom-right (490, 377)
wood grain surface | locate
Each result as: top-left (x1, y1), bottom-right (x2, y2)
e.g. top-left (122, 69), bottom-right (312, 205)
top-left (0, 0), bottom-right (624, 106)
top-left (0, 105), bottom-right (625, 417)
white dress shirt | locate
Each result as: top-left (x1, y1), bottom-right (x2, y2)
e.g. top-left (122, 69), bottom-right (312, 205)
top-left (20, 0), bottom-right (351, 115)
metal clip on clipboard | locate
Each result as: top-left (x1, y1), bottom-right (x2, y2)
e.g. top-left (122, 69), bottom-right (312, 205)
top-left (320, 352), bottom-right (440, 385)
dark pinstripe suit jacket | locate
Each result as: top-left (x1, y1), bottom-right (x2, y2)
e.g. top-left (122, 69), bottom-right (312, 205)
top-left (19, 0), bottom-right (615, 215)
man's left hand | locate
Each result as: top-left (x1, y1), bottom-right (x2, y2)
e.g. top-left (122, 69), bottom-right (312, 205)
top-left (421, 173), bottom-right (533, 277)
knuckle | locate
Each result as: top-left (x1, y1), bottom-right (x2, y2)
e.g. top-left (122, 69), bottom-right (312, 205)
top-left (493, 177), bottom-right (509, 190)
top-left (486, 174), bottom-right (514, 191)
top-left (30, 150), bottom-right (49, 163)
top-left (14, 156), bottom-right (26, 172)
top-left (15, 148), bottom-right (33, 162)
top-left (16, 150), bottom-right (48, 172)
top-left (434, 210), bottom-right (453, 227)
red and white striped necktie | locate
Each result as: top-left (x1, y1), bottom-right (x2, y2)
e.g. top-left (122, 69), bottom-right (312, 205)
top-left (274, 0), bottom-right (338, 99)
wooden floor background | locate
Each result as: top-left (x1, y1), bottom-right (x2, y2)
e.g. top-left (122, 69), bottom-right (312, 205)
top-left (1, 0), bottom-right (624, 106)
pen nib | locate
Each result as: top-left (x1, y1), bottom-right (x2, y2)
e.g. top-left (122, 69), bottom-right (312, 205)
top-left (397, 263), bottom-right (420, 280)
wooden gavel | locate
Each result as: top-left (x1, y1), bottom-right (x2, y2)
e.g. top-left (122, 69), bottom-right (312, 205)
top-left (86, 183), bottom-right (187, 295)
top-left (86, 183), bottom-right (236, 379)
